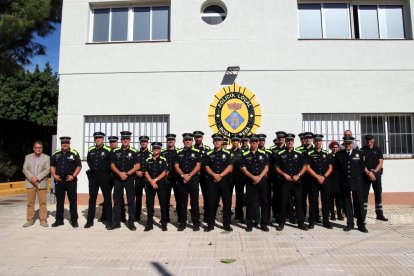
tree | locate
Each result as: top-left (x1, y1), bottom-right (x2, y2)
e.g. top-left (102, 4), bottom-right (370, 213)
top-left (0, 0), bottom-right (62, 75)
top-left (0, 63), bottom-right (58, 126)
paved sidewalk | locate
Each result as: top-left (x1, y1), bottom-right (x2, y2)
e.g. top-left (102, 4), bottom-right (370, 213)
top-left (0, 194), bottom-right (413, 275)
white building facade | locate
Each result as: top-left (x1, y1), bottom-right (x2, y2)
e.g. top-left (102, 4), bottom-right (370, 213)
top-left (58, 0), bottom-right (414, 194)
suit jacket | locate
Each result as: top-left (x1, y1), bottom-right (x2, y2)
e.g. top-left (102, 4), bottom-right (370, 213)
top-left (23, 153), bottom-right (50, 189)
top-left (334, 149), bottom-right (366, 191)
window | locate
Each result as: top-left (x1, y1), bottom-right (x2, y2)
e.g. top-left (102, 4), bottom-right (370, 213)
top-left (357, 5), bottom-right (405, 39)
top-left (91, 5), bottom-right (170, 43)
top-left (303, 114), bottom-right (414, 158)
top-left (84, 115), bottom-right (170, 157)
top-left (298, 3), bottom-right (406, 39)
top-left (298, 3), bottom-right (350, 39)
top-left (201, 3), bottom-right (227, 25)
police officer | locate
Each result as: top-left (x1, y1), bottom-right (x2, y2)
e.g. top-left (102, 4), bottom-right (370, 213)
top-left (161, 133), bottom-right (180, 223)
top-left (241, 134), bottom-right (270, 232)
top-left (258, 134), bottom-right (273, 224)
top-left (135, 135), bottom-right (152, 222)
top-left (296, 132), bottom-right (318, 222)
top-left (361, 135), bottom-right (388, 221)
top-left (100, 136), bottom-right (127, 224)
top-left (229, 135), bottom-right (244, 222)
top-left (274, 133), bottom-right (308, 231)
top-left (306, 134), bottom-right (333, 229)
top-left (193, 130), bottom-right (210, 223)
top-left (204, 134), bottom-right (233, 232)
top-left (50, 136), bottom-right (82, 228)
top-left (335, 136), bottom-right (368, 233)
top-left (240, 136), bottom-right (250, 152)
top-left (85, 132), bottom-right (112, 229)
top-left (143, 142), bottom-right (168, 231)
top-left (108, 131), bottom-right (139, 231)
top-left (174, 133), bottom-right (202, 231)
top-left (269, 131), bottom-right (288, 223)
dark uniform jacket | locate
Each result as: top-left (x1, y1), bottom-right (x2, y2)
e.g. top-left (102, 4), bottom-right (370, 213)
top-left (241, 149), bottom-right (269, 176)
top-left (307, 149), bottom-right (332, 176)
top-left (205, 148), bottom-right (232, 174)
top-left (87, 145), bottom-right (112, 172)
top-left (274, 149), bottom-right (306, 177)
top-left (161, 147), bottom-right (179, 177)
top-left (361, 145), bottom-right (383, 174)
top-left (335, 149), bottom-right (366, 191)
top-left (51, 148), bottom-right (82, 177)
top-left (142, 154), bottom-right (168, 179)
top-left (229, 147), bottom-right (243, 171)
top-left (110, 146), bottom-right (139, 173)
top-left (173, 147), bottom-right (202, 174)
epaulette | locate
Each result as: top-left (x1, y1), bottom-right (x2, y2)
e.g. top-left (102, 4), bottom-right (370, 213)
top-left (129, 147), bottom-right (138, 152)
top-left (294, 149), bottom-right (303, 154)
top-left (88, 146), bottom-right (95, 152)
top-left (161, 148), bottom-right (167, 152)
top-left (323, 149), bottom-right (329, 154)
top-left (277, 149), bottom-right (286, 155)
top-left (296, 146), bottom-right (304, 151)
top-left (113, 147), bottom-right (121, 152)
top-left (307, 150), bottom-right (315, 156)
top-left (243, 151), bottom-right (250, 156)
top-left (53, 149), bottom-right (61, 155)
top-left (222, 149), bottom-right (230, 154)
top-left (269, 145), bottom-right (276, 150)
top-left (204, 145), bottom-right (211, 150)
top-left (258, 149), bottom-right (266, 154)
top-left (207, 150), bottom-right (214, 155)
top-left (192, 147), bottom-right (200, 153)
top-left (265, 149), bottom-right (272, 154)
top-left (160, 156), bottom-right (167, 161)
top-left (70, 148), bottom-right (78, 155)
top-left (176, 148), bottom-right (183, 154)
top-left (145, 155), bottom-right (153, 162)
top-left (103, 145), bottom-right (111, 151)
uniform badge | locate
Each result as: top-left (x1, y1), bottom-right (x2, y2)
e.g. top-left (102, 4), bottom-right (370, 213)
top-left (101, 152), bottom-right (105, 156)
top-left (222, 154), bottom-right (226, 159)
top-left (69, 155), bottom-right (74, 160)
top-left (259, 156), bottom-right (263, 160)
top-left (323, 155), bottom-right (326, 158)
top-left (128, 153), bottom-right (132, 157)
top-left (294, 154), bottom-right (297, 159)
top-left (191, 153), bottom-right (195, 158)
top-left (159, 161), bottom-right (162, 164)
top-left (355, 154), bottom-right (359, 158)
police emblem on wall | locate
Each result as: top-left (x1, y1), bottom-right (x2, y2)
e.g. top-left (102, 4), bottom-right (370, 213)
top-left (208, 83), bottom-right (261, 138)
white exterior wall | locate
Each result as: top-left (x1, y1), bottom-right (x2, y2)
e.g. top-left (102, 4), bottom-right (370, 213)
top-left (59, 0), bottom-right (414, 193)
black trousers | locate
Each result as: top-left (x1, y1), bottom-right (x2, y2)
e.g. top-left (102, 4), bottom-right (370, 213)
top-left (55, 180), bottom-right (78, 222)
top-left (145, 180), bottom-right (168, 226)
top-left (135, 176), bottom-right (145, 221)
top-left (101, 177), bottom-right (126, 222)
top-left (206, 176), bottom-right (232, 227)
top-left (363, 174), bottom-right (384, 217)
top-left (86, 171), bottom-right (112, 224)
top-left (272, 176), bottom-right (281, 219)
top-left (246, 178), bottom-right (269, 227)
top-left (330, 191), bottom-right (343, 218)
top-left (343, 187), bottom-right (365, 228)
top-left (113, 176), bottom-right (135, 224)
top-left (231, 171), bottom-right (245, 220)
top-left (279, 180), bottom-right (305, 226)
top-left (177, 175), bottom-right (200, 226)
top-left (166, 176), bottom-right (180, 221)
top-left (301, 177), bottom-right (312, 219)
top-left (309, 179), bottom-right (330, 224)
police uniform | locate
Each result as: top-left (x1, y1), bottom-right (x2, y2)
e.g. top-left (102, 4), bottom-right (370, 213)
top-left (306, 134), bottom-right (333, 228)
top-left (174, 133), bottom-right (202, 231)
top-left (204, 134), bottom-right (233, 231)
top-left (269, 131), bottom-right (287, 223)
top-left (334, 136), bottom-right (368, 232)
top-left (110, 131), bottom-right (139, 230)
top-left (229, 136), bottom-right (245, 222)
top-left (51, 137), bottom-right (82, 227)
top-left (135, 135), bottom-right (152, 222)
top-left (161, 133), bottom-right (180, 222)
top-left (329, 150), bottom-right (343, 220)
top-left (258, 134), bottom-right (273, 224)
top-left (241, 134), bottom-right (270, 231)
top-left (274, 133), bottom-right (308, 231)
top-left (143, 142), bottom-right (168, 231)
top-left (361, 135), bottom-right (387, 221)
top-left (296, 132), bottom-right (317, 221)
top-left (192, 130), bottom-right (211, 223)
top-left (85, 132), bottom-right (112, 228)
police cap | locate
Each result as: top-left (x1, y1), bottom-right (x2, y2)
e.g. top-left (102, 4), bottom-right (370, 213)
top-left (212, 133), bottom-right (224, 141)
top-left (241, 136), bottom-right (250, 142)
top-left (258, 134), bottom-right (267, 141)
top-left (151, 142), bottom-right (163, 149)
top-left (285, 133), bottom-right (295, 141)
top-left (139, 136), bottom-right (149, 142)
top-left (343, 136), bottom-right (355, 143)
top-left (193, 130), bottom-right (204, 137)
top-left (230, 135), bottom-right (241, 141)
top-left (313, 134), bottom-right (324, 141)
top-left (249, 134), bottom-right (260, 142)
top-left (182, 133), bottom-right (194, 139)
top-left (166, 133), bottom-right (176, 140)
top-left (59, 136), bottom-right (71, 143)
top-left (108, 136), bottom-right (118, 142)
top-left (275, 131), bottom-right (287, 138)
top-left (365, 134), bottom-right (374, 140)
top-left (93, 132), bottom-right (105, 138)
top-left (120, 131), bottom-right (132, 139)
top-left (303, 132), bottom-right (314, 138)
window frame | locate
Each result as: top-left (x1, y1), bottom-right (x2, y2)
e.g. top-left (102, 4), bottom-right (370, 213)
top-left (88, 2), bottom-right (171, 43)
top-left (297, 1), bottom-right (409, 40)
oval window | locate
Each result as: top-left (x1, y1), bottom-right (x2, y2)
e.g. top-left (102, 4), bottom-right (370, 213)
top-left (201, 4), bottom-right (227, 25)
